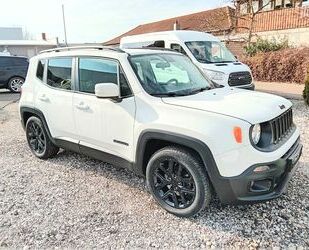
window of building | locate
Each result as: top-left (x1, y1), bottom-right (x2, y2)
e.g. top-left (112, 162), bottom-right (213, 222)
top-left (47, 58), bottom-right (72, 90)
top-left (36, 59), bottom-right (45, 81)
top-left (240, 2), bottom-right (249, 14)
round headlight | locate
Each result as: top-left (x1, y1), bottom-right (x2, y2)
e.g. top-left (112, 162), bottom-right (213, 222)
top-left (251, 124), bottom-right (261, 145)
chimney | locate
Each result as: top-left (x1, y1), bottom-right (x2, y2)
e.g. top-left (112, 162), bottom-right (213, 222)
top-left (41, 33), bottom-right (46, 40)
top-left (173, 20), bottom-right (180, 30)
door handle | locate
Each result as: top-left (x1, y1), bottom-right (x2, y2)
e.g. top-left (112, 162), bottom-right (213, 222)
top-left (39, 94), bottom-right (49, 102)
top-left (75, 102), bottom-right (89, 111)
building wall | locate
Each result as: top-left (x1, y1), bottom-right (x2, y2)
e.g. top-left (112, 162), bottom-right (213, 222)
top-left (0, 27), bottom-right (23, 40)
top-left (0, 45), bottom-right (56, 58)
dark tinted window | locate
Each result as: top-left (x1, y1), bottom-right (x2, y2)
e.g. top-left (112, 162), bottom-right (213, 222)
top-left (47, 58), bottom-right (72, 90)
top-left (171, 43), bottom-right (187, 55)
top-left (36, 59), bottom-right (46, 81)
top-left (79, 58), bottom-right (118, 94)
top-left (119, 67), bottom-right (132, 97)
top-left (0, 57), bottom-right (28, 67)
top-left (11, 57), bottom-right (28, 66)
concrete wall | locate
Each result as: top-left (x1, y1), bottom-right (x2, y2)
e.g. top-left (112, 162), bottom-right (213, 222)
top-left (0, 28), bottom-right (23, 40)
top-left (0, 45), bottom-right (56, 58)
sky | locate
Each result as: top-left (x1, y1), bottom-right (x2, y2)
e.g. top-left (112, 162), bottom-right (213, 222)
top-left (0, 0), bottom-right (229, 43)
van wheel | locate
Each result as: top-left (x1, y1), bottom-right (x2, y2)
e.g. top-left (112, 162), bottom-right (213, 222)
top-left (146, 146), bottom-right (212, 217)
top-left (26, 116), bottom-right (59, 159)
top-left (8, 77), bottom-right (24, 93)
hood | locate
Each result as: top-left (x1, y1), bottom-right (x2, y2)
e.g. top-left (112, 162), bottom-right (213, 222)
top-left (162, 88), bottom-right (292, 124)
top-left (201, 61), bottom-right (251, 75)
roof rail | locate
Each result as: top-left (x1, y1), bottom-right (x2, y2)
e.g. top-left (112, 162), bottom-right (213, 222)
top-left (39, 46), bottom-right (126, 54)
top-left (127, 47), bottom-right (181, 53)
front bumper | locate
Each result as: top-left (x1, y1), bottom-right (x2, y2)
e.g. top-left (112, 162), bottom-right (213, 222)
top-left (213, 137), bottom-right (302, 204)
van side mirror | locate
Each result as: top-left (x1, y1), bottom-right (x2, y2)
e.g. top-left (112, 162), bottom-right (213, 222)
top-left (95, 83), bottom-right (119, 98)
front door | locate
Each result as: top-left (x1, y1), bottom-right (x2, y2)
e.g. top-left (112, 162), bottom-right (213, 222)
top-left (73, 57), bottom-right (135, 162)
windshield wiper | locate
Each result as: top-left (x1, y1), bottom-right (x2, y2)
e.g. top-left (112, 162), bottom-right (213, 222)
top-left (188, 86), bottom-right (212, 95)
top-left (150, 92), bottom-right (187, 97)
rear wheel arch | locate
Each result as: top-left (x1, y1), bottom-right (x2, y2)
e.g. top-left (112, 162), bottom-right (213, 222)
top-left (20, 107), bottom-right (54, 144)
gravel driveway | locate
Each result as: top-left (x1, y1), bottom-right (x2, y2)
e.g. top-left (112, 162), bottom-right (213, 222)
top-left (0, 101), bottom-right (308, 248)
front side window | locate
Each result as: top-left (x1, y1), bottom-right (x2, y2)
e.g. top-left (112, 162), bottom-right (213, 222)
top-left (47, 58), bottom-right (72, 90)
top-left (170, 43), bottom-right (187, 55)
top-left (186, 41), bottom-right (236, 64)
top-left (129, 53), bottom-right (213, 97)
top-left (79, 57), bottom-right (132, 97)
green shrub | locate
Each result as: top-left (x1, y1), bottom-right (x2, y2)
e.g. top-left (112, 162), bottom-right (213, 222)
top-left (304, 74), bottom-right (309, 105)
top-left (244, 38), bottom-right (289, 57)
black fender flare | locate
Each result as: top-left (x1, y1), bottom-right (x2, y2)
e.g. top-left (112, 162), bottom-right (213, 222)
top-left (20, 106), bottom-right (56, 145)
top-left (134, 129), bottom-right (236, 203)
top-left (134, 129), bottom-right (221, 177)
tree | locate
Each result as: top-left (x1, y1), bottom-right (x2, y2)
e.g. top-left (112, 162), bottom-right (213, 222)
top-left (231, 0), bottom-right (273, 46)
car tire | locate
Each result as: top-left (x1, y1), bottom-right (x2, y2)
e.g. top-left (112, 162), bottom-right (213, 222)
top-left (146, 146), bottom-right (212, 217)
top-left (26, 116), bottom-right (59, 159)
top-left (8, 76), bottom-right (24, 93)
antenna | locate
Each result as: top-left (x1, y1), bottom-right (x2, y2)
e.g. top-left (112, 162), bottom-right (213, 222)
top-left (62, 4), bottom-right (68, 46)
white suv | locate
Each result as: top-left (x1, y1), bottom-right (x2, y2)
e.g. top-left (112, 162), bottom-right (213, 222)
top-left (19, 46), bottom-right (302, 217)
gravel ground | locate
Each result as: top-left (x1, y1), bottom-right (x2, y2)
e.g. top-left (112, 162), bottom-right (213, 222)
top-left (0, 101), bottom-right (308, 248)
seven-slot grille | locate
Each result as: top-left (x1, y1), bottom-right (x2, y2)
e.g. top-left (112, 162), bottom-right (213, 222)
top-left (270, 108), bottom-right (293, 144)
top-left (228, 71), bottom-right (252, 86)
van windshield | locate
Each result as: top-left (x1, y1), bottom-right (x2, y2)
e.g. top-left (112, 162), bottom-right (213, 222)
top-left (186, 41), bottom-right (236, 64)
top-left (129, 53), bottom-right (214, 97)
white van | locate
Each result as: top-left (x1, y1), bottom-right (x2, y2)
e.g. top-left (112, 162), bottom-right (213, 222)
top-left (120, 30), bottom-right (254, 90)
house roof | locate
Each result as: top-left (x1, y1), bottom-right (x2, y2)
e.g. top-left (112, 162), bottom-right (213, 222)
top-left (104, 6), bottom-right (235, 45)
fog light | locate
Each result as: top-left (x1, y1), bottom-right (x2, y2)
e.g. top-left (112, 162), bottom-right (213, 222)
top-left (250, 179), bottom-right (272, 192)
top-left (253, 165), bottom-right (270, 173)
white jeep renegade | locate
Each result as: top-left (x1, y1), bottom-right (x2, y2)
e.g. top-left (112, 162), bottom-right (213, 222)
top-left (19, 46), bottom-right (302, 217)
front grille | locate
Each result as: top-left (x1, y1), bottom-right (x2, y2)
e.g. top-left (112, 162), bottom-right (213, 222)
top-left (270, 109), bottom-right (293, 144)
top-left (228, 71), bottom-right (252, 86)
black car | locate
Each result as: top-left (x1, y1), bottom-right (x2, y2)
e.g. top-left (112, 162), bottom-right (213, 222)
top-left (0, 56), bottom-right (29, 93)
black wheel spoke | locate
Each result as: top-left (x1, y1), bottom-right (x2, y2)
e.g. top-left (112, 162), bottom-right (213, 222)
top-left (152, 158), bottom-right (196, 210)
top-left (172, 192), bottom-right (179, 208)
top-left (161, 190), bottom-right (172, 200)
top-left (27, 121), bottom-right (46, 155)
top-left (180, 187), bottom-right (195, 195)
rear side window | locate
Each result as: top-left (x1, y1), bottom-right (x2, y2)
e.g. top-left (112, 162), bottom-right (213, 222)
top-left (47, 58), bottom-right (72, 90)
top-left (36, 59), bottom-right (46, 81)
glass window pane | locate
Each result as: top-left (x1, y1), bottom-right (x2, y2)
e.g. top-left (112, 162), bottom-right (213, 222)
top-left (119, 67), bottom-right (132, 97)
top-left (79, 58), bottom-right (117, 94)
top-left (47, 58), bottom-right (72, 90)
top-left (36, 59), bottom-right (45, 81)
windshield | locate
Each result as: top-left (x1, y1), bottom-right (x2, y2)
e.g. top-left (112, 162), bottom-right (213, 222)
top-left (186, 41), bottom-right (236, 64)
top-left (129, 53), bottom-right (213, 97)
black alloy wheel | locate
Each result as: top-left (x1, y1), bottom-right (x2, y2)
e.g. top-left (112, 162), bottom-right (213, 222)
top-left (153, 158), bottom-right (196, 209)
top-left (146, 146), bottom-right (212, 217)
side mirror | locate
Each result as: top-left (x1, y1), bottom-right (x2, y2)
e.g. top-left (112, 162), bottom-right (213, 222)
top-left (95, 83), bottom-right (119, 98)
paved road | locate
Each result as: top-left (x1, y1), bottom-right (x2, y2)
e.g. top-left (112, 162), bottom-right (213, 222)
top-left (0, 90), bottom-right (20, 108)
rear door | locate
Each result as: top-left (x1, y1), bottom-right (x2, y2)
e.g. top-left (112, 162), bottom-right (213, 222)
top-left (34, 57), bottom-right (77, 143)
top-left (73, 56), bottom-right (135, 162)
